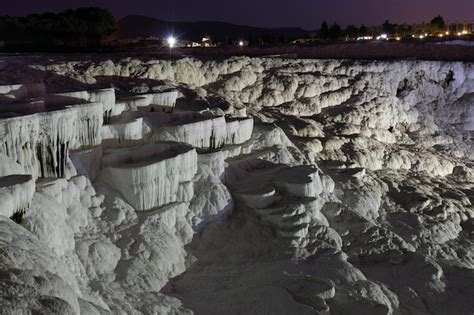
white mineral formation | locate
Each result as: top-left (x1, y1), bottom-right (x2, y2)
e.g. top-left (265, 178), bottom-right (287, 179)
top-left (0, 174), bottom-right (35, 217)
top-left (0, 102), bottom-right (103, 179)
top-left (116, 90), bottom-right (178, 113)
top-left (101, 117), bottom-right (147, 148)
top-left (0, 56), bottom-right (471, 314)
top-left (54, 88), bottom-right (115, 122)
top-left (100, 143), bottom-right (197, 211)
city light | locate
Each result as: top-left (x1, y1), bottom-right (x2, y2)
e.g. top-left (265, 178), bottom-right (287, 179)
top-left (167, 36), bottom-right (176, 48)
top-left (239, 41), bottom-right (244, 46)
top-left (376, 34), bottom-right (388, 40)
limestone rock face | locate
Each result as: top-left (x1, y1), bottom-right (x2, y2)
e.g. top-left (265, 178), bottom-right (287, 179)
top-left (0, 56), bottom-right (472, 314)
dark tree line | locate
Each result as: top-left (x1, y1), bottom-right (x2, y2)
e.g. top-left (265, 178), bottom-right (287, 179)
top-left (0, 7), bottom-right (117, 48)
top-left (317, 21), bottom-right (369, 40)
top-left (312, 15), bottom-right (447, 41)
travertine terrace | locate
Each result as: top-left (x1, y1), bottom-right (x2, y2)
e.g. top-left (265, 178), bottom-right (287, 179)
top-left (0, 56), bottom-right (472, 314)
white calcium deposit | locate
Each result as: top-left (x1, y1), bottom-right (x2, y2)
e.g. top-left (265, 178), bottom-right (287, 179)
top-left (0, 56), bottom-right (472, 314)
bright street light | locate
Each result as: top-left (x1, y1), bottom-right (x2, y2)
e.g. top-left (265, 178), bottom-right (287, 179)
top-left (167, 36), bottom-right (176, 48)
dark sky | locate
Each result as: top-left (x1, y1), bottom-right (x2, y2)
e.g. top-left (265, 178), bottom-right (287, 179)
top-left (3, 0), bottom-right (474, 29)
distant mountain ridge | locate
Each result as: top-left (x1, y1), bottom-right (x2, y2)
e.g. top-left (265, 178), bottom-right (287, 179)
top-left (113, 15), bottom-right (310, 42)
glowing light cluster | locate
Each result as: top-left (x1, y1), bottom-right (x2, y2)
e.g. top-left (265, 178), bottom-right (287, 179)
top-left (167, 36), bottom-right (176, 48)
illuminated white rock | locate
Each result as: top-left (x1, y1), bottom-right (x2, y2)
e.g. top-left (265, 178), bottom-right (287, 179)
top-left (115, 96), bottom-right (149, 114)
top-left (0, 174), bottom-right (35, 218)
top-left (101, 117), bottom-right (147, 148)
top-left (145, 91), bottom-right (179, 108)
top-left (225, 117), bottom-right (254, 145)
top-left (0, 216), bottom-right (82, 314)
top-left (53, 88), bottom-right (115, 123)
top-left (70, 146), bottom-right (103, 180)
top-left (0, 153), bottom-right (25, 176)
top-left (117, 91), bottom-right (178, 113)
top-left (0, 103), bottom-right (103, 179)
top-left (100, 143), bottom-right (197, 211)
top-left (235, 184), bottom-right (276, 209)
top-left (0, 56), bottom-right (472, 314)
top-left (152, 114), bottom-right (253, 149)
top-left (154, 116), bottom-right (228, 149)
top-left (197, 150), bottom-right (226, 178)
top-left (275, 166), bottom-right (323, 198)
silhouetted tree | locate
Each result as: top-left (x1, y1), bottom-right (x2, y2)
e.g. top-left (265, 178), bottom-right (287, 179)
top-left (345, 24), bottom-right (359, 39)
top-left (319, 21), bottom-right (329, 40)
top-left (382, 20), bottom-right (397, 35)
top-left (75, 8), bottom-right (116, 36)
top-left (0, 7), bottom-right (117, 49)
top-left (328, 23), bottom-right (342, 40)
top-left (396, 24), bottom-right (414, 38)
top-left (430, 15), bottom-right (445, 33)
top-left (359, 24), bottom-right (369, 36)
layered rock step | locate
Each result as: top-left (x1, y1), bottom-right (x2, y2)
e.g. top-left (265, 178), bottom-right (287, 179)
top-left (0, 85), bottom-right (185, 180)
top-left (53, 88), bottom-right (116, 124)
top-left (116, 91), bottom-right (178, 113)
top-left (150, 112), bottom-right (254, 149)
top-left (0, 102), bottom-right (103, 179)
top-left (100, 143), bottom-right (197, 211)
top-left (101, 117), bottom-right (149, 149)
top-left (0, 174), bottom-right (35, 218)
top-left (229, 157), bottom-right (334, 245)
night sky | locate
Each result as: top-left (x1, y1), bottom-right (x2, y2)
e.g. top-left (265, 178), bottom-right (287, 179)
top-left (3, 0), bottom-right (474, 29)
